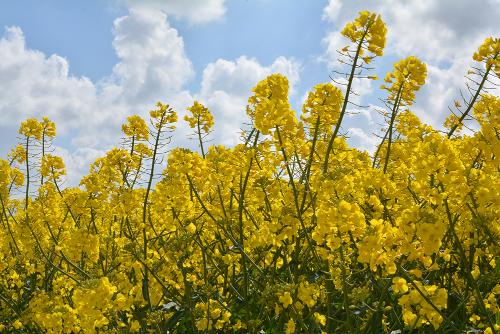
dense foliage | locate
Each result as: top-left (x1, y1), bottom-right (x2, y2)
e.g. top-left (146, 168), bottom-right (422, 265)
top-left (0, 11), bottom-right (499, 334)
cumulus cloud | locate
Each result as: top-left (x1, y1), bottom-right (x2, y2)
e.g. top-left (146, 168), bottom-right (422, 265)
top-left (108, 8), bottom-right (194, 103)
top-left (322, 0), bottom-right (499, 63)
top-left (0, 9), bottom-right (197, 182)
top-left (322, 0), bottom-right (342, 22)
top-left (67, 8), bottom-right (196, 154)
top-left (0, 27), bottom-right (97, 132)
top-left (320, 0), bottom-right (500, 130)
top-left (347, 127), bottom-right (379, 153)
top-left (0, 8), bottom-right (301, 183)
top-left (122, 0), bottom-right (226, 24)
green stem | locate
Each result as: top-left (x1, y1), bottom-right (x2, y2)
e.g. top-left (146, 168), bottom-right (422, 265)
top-left (383, 84), bottom-right (403, 174)
top-left (447, 52), bottom-right (497, 138)
top-left (323, 28), bottom-right (369, 174)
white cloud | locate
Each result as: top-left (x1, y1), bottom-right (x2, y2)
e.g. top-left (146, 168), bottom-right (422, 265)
top-left (346, 107), bottom-right (375, 126)
top-left (0, 9), bottom-right (197, 183)
top-left (320, 0), bottom-right (500, 129)
top-left (328, 75), bottom-right (373, 106)
top-left (197, 56), bottom-right (301, 146)
top-left (380, 0), bottom-right (499, 63)
top-left (0, 27), bottom-right (97, 133)
top-left (347, 127), bottom-right (378, 153)
top-left (320, 31), bottom-right (345, 70)
top-left (322, 0), bottom-right (342, 22)
top-left (70, 8), bottom-right (196, 150)
top-left (321, 0), bottom-right (500, 63)
top-left (108, 8), bottom-right (194, 103)
top-left (413, 58), bottom-right (472, 128)
top-left (122, 0), bottom-right (226, 24)
top-left (0, 9), bottom-right (301, 183)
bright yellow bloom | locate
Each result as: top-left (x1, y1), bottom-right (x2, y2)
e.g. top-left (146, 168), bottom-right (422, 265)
top-left (341, 11), bottom-right (387, 57)
top-left (247, 74), bottom-right (297, 135)
top-left (279, 291), bottom-right (293, 308)
top-left (122, 115), bottom-right (149, 140)
top-left (185, 101), bottom-right (215, 133)
top-left (301, 83), bottom-right (343, 135)
top-left (40, 154), bottom-right (66, 180)
top-left (472, 37), bottom-right (499, 73)
top-left (19, 118), bottom-right (43, 140)
top-left (392, 277), bottom-right (409, 294)
top-left (285, 319), bottom-right (296, 334)
top-left (381, 56), bottom-right (427, 105)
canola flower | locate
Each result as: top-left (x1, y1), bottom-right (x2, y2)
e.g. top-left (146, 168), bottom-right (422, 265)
top-left (0, 12), bottom-right (499, 334)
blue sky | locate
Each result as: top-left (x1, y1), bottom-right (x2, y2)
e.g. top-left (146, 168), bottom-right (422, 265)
top-left (0, 0), bottom-right (498, 184)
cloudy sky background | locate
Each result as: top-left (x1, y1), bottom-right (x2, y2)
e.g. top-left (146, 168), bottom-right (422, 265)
top-left (0, 0), bottom-right (498, 184)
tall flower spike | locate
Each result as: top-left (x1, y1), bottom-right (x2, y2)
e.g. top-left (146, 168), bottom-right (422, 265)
top-left (122, 115), bottom-right (149, 141)
top-left (41, 117), bottom-right (56, 139)
top-left (185, 101), bottom-right (214, 158)
top-left (247, 74), bottom-right (297, 135)
top-left (185, 101), bottom-right (214, 133)
top-left (301, 83), bottom-right (343, 135)
top-left (447, 37), bottom-right (499, 137)
top-left (323, 11), bottom-right (387, 173)
top-left (341, 11), bottom-right (387, 57)
top-left (19, 118), bottom-right (43, 140)
top-left (376, 56), bottom-right (427, 173)
top-left (41, 154), bottom-right (66, 181)
top-left (472, 37), bottom-right (500, 74)
top-left (150, 101), bottom-right (178, 130)
top-left (381, 56), bottom-right (427, 106)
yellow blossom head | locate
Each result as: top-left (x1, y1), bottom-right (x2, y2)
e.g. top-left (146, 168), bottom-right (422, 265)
top-left (41, 154), bottom-right (66, 180)
top-left (472, 37), bottom-right (499, 73)
top-left (122, 115), bottom-right (149, 140)
top-left (19, 118), bottom-right (43, 140)
top-left (150, 101), bottom-right (177, 130)
top-left (382, 56), bottom-right (427, 105)
top-left (247, 74), bottom-right (297, 135)
top-left (41, 117), bottom-right (56, 138)
top-left (184, 101), bottom-right (214, 133)
top-left (301, 83), bottom-right (343, 135)
top-left (341, 11), bottom-right (387, 57)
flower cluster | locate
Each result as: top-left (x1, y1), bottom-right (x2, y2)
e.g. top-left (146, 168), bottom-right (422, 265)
top-left (185, 101), bottom-right (215, 133)
top-left (247, 73), bottom-right (297, 134)
top-left (381, 56), bottom-right (427, 105)
top-left (341, 11), bottom-right (387, 57)
top-left (301, 83), bottom-right (343, 135)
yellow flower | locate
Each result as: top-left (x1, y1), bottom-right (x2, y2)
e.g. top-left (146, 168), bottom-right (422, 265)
top-left (122, 115), bottom-right (149, 140)
top-left (472, 37), bottom-right (499, 73)
top-left (13, 320), bottom-right (23, 329)
top-left (41, 117), bottom-right (57, 138)
top-left (392, 277), bottom-right (409, 294)
top-left (314, 312), bottom-right (327, 326)
top-left (279, 291), bottom-right (293, 308)
top-left (186, 222), bottom-right (197, 234)
top-left (130, 320), bottom-right (141, 333)
top-left (247, 74), bottom-right (297, 135)
top-left (381, 56), bottom-right (427, 106)
top-left (301, 83), bottom-right (343, 135)
top-left (341, 11), bottom-right (387, 57)
top-left (19, 118), bottom-right (43, 139)
top-left (285, 319), bottom-right (296, 334)
top-left (185, 101), bottom-right (215, 133)
top-left (40, 154), bottom-right (66, 180)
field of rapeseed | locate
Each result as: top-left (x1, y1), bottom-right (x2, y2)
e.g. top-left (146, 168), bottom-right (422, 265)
top-left (0, 11), bottom-right (498, 334)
